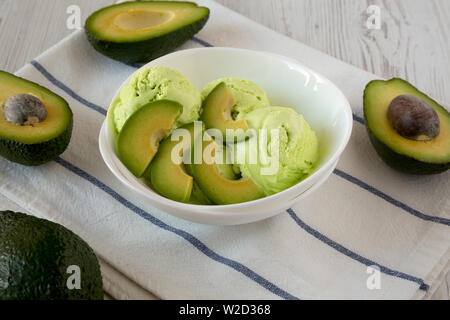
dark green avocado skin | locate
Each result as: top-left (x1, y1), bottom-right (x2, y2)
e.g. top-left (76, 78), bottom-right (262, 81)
top-left (0, 119), bottom-right (73, 166)
top-left (0, 211), bottom-right (103, 300)
top-left (85, 14), bottom-right (209, 64)
top-left (366, 129), bottom-right (450, 175)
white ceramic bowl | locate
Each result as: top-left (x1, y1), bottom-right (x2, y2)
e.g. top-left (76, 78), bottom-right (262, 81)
top-left (99, 47), bottom-right (353, 225)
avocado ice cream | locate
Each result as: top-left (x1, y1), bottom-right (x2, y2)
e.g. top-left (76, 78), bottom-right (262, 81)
top-left (109, 66), bottom-right (202, 134)
top-left (201, 78), bottom-right (270, 120)
top-left (237, 107), bottom-right (319, 195)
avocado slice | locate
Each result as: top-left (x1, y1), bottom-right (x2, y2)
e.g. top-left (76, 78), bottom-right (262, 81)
top-left (364, 78), bottom-right (450, 175)
top-left (201, 82), bottom-right (250, 142)
top-left (149, 123), bottom-right (198, 203)
top-left (117, 100), bottom-right (182, 177)
top-left (0, 71), bottom-right (73, 166)
top-left (85, 1), bottom-right (210, 64)
top-left (0, 211), bottom-right (103, 300)
top-left (190, 135), bottom-right (265, 205)
top-left (189, 181), bottom-right (213, 205)
top-left (148, 122), bottom-right (212, 205)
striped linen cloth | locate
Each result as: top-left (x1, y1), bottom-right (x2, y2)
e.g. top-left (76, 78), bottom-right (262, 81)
top-left (0, 0), bottom-right (448, 299)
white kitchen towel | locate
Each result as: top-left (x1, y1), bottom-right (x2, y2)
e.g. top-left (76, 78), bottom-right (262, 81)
top-left (0, 0), bottom-right (448, 300)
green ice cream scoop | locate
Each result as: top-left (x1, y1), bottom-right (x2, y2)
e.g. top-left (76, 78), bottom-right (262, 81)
top-left (238, 107), bottom-right (319, 195)
top-left (108, 66), bottom-right (202, 135)
top-left (201, 78), bottom-right (270, 120)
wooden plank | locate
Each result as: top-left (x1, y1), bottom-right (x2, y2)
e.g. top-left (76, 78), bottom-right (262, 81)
top-left (216, 0), bottom-right (450, 105)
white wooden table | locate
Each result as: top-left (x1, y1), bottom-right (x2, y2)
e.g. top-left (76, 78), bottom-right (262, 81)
top-left (0, 0), bottom-right (448, 300)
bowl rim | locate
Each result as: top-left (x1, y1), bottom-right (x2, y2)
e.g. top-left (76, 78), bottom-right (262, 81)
top-left (100, 47), bottom-right (353, 210)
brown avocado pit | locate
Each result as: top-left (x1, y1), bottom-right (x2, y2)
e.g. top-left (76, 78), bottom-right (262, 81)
top-left (387, 94), bottom-right (440, 141)
top-left (3, 94), bottom-right (47, 126)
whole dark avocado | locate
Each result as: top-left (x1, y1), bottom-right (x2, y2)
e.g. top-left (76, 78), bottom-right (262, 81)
top-left (0, 211), bottom-right (103, 300)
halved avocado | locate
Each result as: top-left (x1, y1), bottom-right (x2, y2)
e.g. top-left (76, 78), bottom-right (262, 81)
top-left (117, 100), bottom-right (182, 177)
top-left (0, 71), bottom-right (73, 166)
top-left (201, 82), bottom-right (249, 142)
top-left (85, 1), bottom-right (210, 63)
top-left (364, 78), bottom-right (450, 175)
top-left (190, 135), bottom-right (265, 205)
top-left (148, 123), bottom-right (203, 203)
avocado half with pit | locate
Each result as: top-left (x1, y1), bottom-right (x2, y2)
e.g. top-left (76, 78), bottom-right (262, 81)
top-left (85, 1), bottom-right (210, 64)
top-left (364, 78), bottom-right (450, 175)
top-left (0, 71), bottom-right (73, 166)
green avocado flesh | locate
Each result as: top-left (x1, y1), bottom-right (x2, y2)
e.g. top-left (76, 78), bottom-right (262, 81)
top-left (189, 181), bottom-right (213, 205)
top-left (364, 78), bottom-right (450, 175)
top-left (0, 71), bottom-right (73, 166)
top-left (149, 123), bottom-right (208, 203)
top-left (0, 211), bottom-right (103, 300)
top-left (190, 137), bottom-right (265, 205)
top-left (85, 1), bottom-right (210, 63)
top-left (201, 82), bottom-right (249, 141)
top-left (117, 100), bottom-right (182, 177)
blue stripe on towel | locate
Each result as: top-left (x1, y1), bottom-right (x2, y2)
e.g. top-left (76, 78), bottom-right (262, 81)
top-left (54, 157), bottom-right (299, 300)
top-left (287, 209), bottom-right (429, 291)
top-left (29, 60), bottom-right (448, 228)
top-left (192, 36), bottom-right (214, 47)
top-left (353, 114), bottom-right (365, 125)
top-left (334, 170), bottom-right (450, 226)
top-left (30, 60), bottom-right (106, 116)
top-left (122, 61), bottom-right (144, 69)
